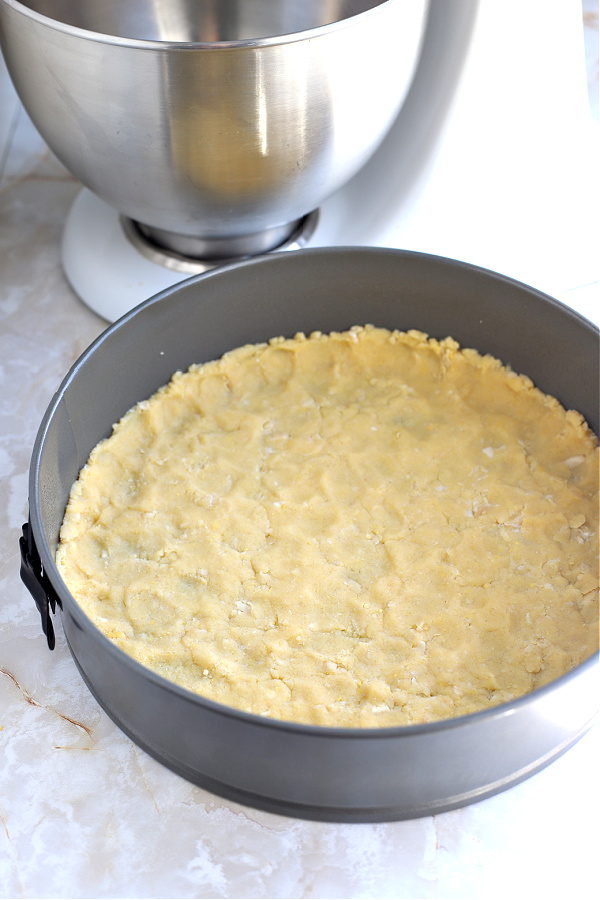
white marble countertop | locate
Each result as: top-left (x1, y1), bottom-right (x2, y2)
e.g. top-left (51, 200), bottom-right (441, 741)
top-left (1, 4), bottom-right (599, 898)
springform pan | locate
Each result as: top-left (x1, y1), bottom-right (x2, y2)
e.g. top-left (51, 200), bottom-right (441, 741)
top-left (21, 248), bottom-right (599, 822)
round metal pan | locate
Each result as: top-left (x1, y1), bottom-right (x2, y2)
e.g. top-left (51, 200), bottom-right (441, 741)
top-left (24, 248), bottom-right (599, 822)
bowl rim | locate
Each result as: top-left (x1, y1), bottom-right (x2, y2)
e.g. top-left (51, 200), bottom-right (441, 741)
top-left (2, 0), bottom-right (397, 50)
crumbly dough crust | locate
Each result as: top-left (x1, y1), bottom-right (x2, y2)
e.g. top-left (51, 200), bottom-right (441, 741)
top-left (56, 327), bottom-right (599, 727)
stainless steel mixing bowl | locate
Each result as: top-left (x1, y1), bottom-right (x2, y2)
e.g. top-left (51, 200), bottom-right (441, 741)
top-left (0, 0), bottom-right (428, 257)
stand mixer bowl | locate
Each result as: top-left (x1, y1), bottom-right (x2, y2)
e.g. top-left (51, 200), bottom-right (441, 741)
top-left (0, 0), bottom-right (428, 259)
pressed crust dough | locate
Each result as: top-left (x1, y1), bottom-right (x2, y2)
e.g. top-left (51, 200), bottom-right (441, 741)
top-left (56, 327), bottom-right (599, 727)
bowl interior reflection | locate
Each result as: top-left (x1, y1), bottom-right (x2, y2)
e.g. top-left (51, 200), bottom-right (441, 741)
top-left (17, 0), bottom-right (389, 42)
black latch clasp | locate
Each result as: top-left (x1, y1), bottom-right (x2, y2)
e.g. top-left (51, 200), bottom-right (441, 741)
top-left (19, 518), bottom-right (61, 651)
